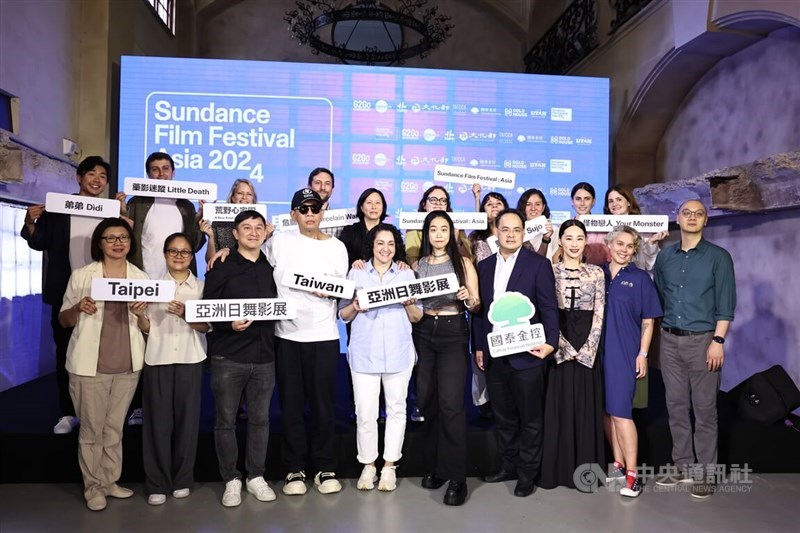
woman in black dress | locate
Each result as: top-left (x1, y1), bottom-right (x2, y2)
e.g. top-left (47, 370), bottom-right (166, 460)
top-left (540, 220), bottom-right (606, 490)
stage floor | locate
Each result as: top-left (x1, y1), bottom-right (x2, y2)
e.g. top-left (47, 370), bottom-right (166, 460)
top-left (1, 475), bottom-right (798, 532)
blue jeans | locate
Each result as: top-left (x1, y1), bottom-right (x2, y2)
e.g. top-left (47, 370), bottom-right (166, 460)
top-left (210, 357), bottom-right (275, 482)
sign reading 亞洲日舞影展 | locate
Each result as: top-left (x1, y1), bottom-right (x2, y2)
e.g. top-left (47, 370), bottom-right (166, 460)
top-left (45, 193), bottom-right (121, 219)
top-left (578, 214), bottom-right (669, 233)
top-left (433, 164), bottom-right (516, 190)
top-left (124, 177), bottom-right (217, 201)
top-left (184, 298), bottom-right (297, 322)
top-left (486, 291), bottom-right (546, 358)
top-left (91, 278), bottom-right (176, 302)
top-left (272, 207), bottom-right (358, 231)
top-left (356, 273), bottom-right (458, 310)
top-left (397, 211), bottom-right (488, 231)
top-left (281, 271), bottom-right (356, 299)
top-left (203, 203), bottom-right (267, 223)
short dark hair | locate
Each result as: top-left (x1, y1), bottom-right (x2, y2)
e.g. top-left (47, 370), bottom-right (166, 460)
top-left (90, 218), bottom-right (136, 262)
top-left (365, 223), bottom-right (406, 264)
top-left (233, 209), bottom-right (266, 228)
top-left (163, 232), bottom-right (192, 253)
top-left (516, 188), bottom-right (551, 219)
top-left (77, 156), bottom-right (111, 178)
top-left (571, 182), bottom-right (596, 200)
top-left (145, 152), bottom-right (175, 173)
top-left (308, 167), bottom-right (335, 188)
top-left (418, 185), bottom-right (450, 212)
top-left (494, 208), bottom-right (526, 229)
top-left (355, 188), bottom-right (388, 222)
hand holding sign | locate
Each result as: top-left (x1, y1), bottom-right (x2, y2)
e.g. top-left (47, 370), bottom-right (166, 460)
top-left (486, 292), bottom-right (546, 358)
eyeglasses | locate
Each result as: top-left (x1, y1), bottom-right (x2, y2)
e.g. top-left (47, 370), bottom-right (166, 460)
top-left (680, 209), bottom-right (706, 219)
top-left (101, 234), bottom-right (130, 244)
top-left (166, 249), bottom-right (193, 258)
top-left (427, 197), bottom-right (448, 206)
top-left (295, 205), bottom-right (322, 215)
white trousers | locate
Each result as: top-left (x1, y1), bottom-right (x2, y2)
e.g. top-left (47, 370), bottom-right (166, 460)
top-left (351, 363), bottom-right (413, 464)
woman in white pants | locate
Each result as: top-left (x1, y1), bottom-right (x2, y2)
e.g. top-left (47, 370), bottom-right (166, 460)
top-left (339, 223), bottom-right (422, 491)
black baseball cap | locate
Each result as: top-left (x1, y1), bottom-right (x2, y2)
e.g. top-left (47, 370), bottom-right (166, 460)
top-left (291, 188), bottom-right (323, 210)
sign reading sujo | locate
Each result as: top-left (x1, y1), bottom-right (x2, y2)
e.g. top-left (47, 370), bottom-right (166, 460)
top-left (356, 273), bottom-right (458, 309)
top-left (184, 298), bottom-right (297, 322)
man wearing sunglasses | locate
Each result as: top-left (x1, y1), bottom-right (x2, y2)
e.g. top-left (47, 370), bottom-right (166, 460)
top-left (265, 188), bottom-right (349, 496)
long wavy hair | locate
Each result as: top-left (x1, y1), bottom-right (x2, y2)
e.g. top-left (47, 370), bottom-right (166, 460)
top-left (603, 185), bottom-right (641, 215)
top-left (420, 211), bottom-right (466, 286)
top-left (365, 223), bottom-right (406, 264)
top-left (516, 188), bottom-right (551, 219)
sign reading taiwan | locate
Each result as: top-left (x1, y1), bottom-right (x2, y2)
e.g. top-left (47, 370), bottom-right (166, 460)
top-left (486, 292), bottom-right (546, 357)
top-left (45, 192), bottom-right (120, 219)
top-left (203, 203), bottom-right (267, 223)
top-left (434, 164), bottom-right (515, 190)
top-left (578, 214), bottom-right (669, 233)
top-left (398, 212), bottom-right (488, 231)
top-left (272, 208), bottom-right (358, 231)
top-left (184, 299), bottom-right (297, 322)
top-left (282, 271), bottom-right (356, 299)
top-left (356, 273), bottom-right (458, 309)
top-left (124, 177), bottom-right (217, 201)
top-left (91, 279), bottom-right (176, 303)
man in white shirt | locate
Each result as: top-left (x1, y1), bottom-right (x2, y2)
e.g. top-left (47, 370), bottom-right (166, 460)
top-left (265, 188), bottom-right (349, 496)
top-left (307, 167), bottom-right (343, 238)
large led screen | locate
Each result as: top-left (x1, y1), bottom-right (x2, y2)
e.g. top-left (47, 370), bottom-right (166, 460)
top-left (119, 56), bottom-right (609, 215)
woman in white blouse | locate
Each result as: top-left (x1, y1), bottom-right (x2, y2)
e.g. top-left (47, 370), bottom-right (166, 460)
top-left (135, 233), bottom-right (210, 506)
top-left (59, 218), bottom-right (148, 511)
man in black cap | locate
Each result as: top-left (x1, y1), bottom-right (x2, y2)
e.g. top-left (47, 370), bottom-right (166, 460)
top-left (266, 188), bottom-right (349, 496)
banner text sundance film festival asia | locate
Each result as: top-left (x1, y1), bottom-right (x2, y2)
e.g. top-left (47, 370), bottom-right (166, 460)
top-left (149, 99), bottom-right (297, 182)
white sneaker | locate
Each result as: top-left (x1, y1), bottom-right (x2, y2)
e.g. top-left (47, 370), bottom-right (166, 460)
top-left (127, 408), bottom-right (143, 426)
top-left (246, 476), bottom-right (277, 502)
top-left (172, 488), bottom-right (190, 499)
top-left (221, 479), bottom-right (242, 507)
top-left (314, 471), bottom-right (342, 494)
top-left (282, 471), bottom-right (307, 496)
top-left (357, 465), bottom-right (378, 490)
top-left (148, 494), bottom-right (167, 506)
top-left (378, 466), bottom-right (397, 492)
top-left (53, 416), bottom-right (79, 434)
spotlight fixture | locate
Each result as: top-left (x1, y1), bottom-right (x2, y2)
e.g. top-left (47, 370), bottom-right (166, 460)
top-left (284, 0), bottom-right (454, 66)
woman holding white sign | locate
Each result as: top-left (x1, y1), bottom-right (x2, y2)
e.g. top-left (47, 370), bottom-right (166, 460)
top-left (540, 219), bottom-right (606, 490)
top-left (517, 188), bottom-right (557, 259)
top-left (339, 223), bottom-right (422, 492)
top-left (603, 185), bottom-right (668, 273)
top-left (405, 185), bottom-right (473, 265)
top-left (58, 217), bottom-right (149, 511)
top-left (136, 233), bottom-right (210, 506)
top-left (412, 210), bottom-right (480, 506)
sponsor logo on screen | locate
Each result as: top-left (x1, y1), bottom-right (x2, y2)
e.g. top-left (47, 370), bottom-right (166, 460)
top-left (550, 107), bottom-right (573, 121)
top-left (549, 159), bottom-right (572, 173)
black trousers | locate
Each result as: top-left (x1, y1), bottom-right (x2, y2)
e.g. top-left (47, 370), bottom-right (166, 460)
top-left (413, 314), bottom-right (469, 482)
top-left (486, 358), bottom-right (545, 478)
top-left (276, 338), bottom-right (339, 473)
top-left (142, 362), bottom-right (203, 494)
top-left (50, 305), bottom-right (75, 417)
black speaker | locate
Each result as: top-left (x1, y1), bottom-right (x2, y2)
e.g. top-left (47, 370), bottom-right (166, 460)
top-left (732, 365), bottom-right (800, 424)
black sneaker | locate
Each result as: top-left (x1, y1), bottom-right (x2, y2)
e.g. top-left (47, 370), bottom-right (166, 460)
top-left (283, 471), bottom-right (307, 496)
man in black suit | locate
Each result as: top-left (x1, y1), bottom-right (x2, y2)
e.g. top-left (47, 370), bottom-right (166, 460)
top-left (472, 208), bottom-right (559, 497)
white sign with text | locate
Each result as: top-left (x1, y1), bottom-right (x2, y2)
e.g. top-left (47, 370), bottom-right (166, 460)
top-left (91, 278), bottom-right (176, 302)
top-left (272, 207), bottom-right (358, 231)
top-left (578, 214), bottom-right (669, 233)
top-left (45, 193), bottom-right (121, 219)
top-left (356, 273), bottom-right (458, 309)
top-left (433, 164), bottom-right (516, 190)
top-left (398, 211), bottom-right (488, 231)
top-left (204, 203), bottom-right (267, 223)
top-left (488, 323), bottom-right (547, 357)
top-left (184, 298), bottom-right (297, 322)
top-left (124, 177), bottom-right (217, 201)
top-left (281, 271), bottom-right (356, 299)
top-left (523, 215), bottom-right (548, 242)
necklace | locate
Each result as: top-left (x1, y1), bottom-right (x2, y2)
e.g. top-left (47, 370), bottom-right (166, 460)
top-left (432, 252), bottom-right (448, 258)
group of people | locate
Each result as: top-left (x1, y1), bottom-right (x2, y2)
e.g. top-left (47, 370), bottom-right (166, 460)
top-left (22, 152), bottom-right (736, 512)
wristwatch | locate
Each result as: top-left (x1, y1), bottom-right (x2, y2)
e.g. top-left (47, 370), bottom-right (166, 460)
top-left (712, 336), bottom-right (725, 345)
